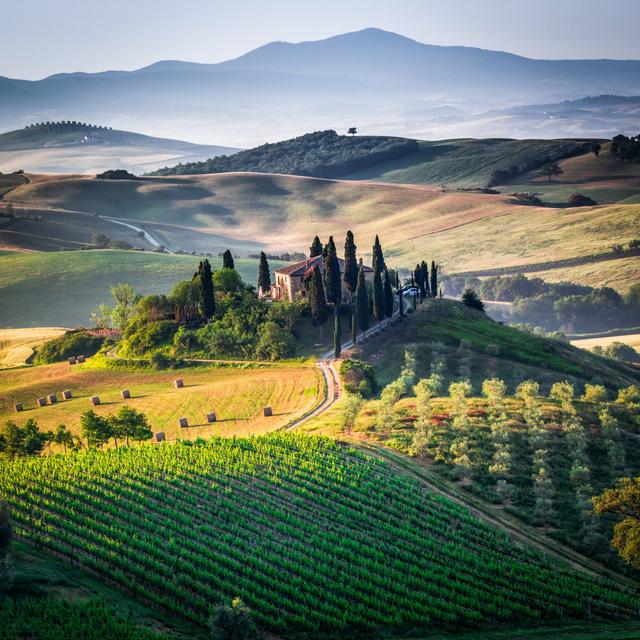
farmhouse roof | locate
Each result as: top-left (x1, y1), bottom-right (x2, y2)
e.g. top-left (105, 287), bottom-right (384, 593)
top-left (274, 255), bottom-right (374, 277)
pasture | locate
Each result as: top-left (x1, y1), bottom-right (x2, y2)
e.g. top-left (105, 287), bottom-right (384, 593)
top-left (0, 327), bottom-right (67, 368)
top-left (0, 361), bottom-right (323, 442)
top-left (0, 250), bottom-right (285, 327)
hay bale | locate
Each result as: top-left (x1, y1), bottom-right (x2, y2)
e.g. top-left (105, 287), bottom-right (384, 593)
top-left (155, 432), bottom-right (165, 442)
top-left (121, 389), bottom-right (131, 399)
top-left (90, 396), bottom-right (100, 406)
top-left (14, 403), bottom-right (23, 413)
top-left (76, 355), bottom-right (85, 363)
top-left (36, 397), bottom-right (47, 407)
top-left (68, 357), bottom-right (77, 365)
top-left (47, 394), bottom-right (57, 404)
top-left (62, 390), bottom-right (72, 400)
top-left (178, 417), bottom-right (188, 428)
top-left (263, 406), bottom-right (273, 417)
top-left (174, 379), bottom-right (184, 389)
top-left (206, 412), bottom-right (217, 423)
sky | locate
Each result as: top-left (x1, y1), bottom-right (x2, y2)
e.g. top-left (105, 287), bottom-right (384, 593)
top-left (2, 0), bottom-right (639, 79)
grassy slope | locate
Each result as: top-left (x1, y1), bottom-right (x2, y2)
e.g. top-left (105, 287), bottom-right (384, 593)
top-left (0, 360), bottom-right (322, 441)
top-left (0, 250), bottom-right (285, 327)
top-left (354, 300), bottom-right (640, 392)
top-left (343, 139), bottom-right (592, 188)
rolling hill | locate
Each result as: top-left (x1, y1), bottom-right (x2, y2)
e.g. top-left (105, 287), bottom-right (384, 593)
top-left (1, 29), bottom-right (640, 144)
top-left (0, 122), bottom-right (238, 175)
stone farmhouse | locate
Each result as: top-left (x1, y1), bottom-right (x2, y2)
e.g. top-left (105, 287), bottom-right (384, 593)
top-left (271, 255), bottom-right (374, 302)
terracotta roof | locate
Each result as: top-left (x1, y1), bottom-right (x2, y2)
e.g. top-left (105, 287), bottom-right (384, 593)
top-left (274, 255), bottom-right (374, 277)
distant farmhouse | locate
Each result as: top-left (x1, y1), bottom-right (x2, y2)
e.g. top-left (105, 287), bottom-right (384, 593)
top-left (272, 255), bottom-right (374, 302)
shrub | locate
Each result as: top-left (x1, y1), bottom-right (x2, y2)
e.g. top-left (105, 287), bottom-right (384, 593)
top-left (568, 193), bottom-right (597, 206)
top-left (210, 597), bottom-right (258, 640)
top-left (340, 359), bottom-right (378, 399)
top-left (581, 384), bottom-right (608, 403)
top-left (617, 385), bottom-right (640, 406)
top-left (255, 321), bottom-right (295, 361)
top-left (34, 330), bottom-right (104, 364)
top-left (95, 169), bottom-right (138, 180)
top-left (461, 289), bottom-right (484, 312)
top-left (122, 320), bottom-right (178, 357)
top-left (603, 342), bottom-right (640, 363)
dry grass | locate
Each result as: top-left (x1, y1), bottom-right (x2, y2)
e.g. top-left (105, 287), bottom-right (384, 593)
top-left (0, 361), bottom-right (323, 444)
top-left (0, 327), bottom-right (67, 368)
top-left (571, 334), bottom-right (640, 351)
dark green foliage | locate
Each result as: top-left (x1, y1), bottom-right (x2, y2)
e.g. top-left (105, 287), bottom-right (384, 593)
top-left (372, 269), bottom-right (385, 323)
top-left (34, 330), bottom-right (104, 365)
top-left (95, 169), bottom-right (138, 180)
top-left (541, 163), bottom-right (563, 181)
top-left (196, 259), bottom-right (215, 321)
top-left (383, 269), bottom-right (394, 318)
top-left (601, 342), bottom-right (640, 363)
top-left (309, 235), bottom-right (323, 258)
top-left (110, 406), bottom-right (153, 446)
top-left (343, 230), bottom-right (358, 294)
top-left (420, 261), bottom-right (429, 298)
top-left (255, 321), bottom-right (295, 361)
top-left (151, 130), bottom-right (419, 178)
top-left (258, 252), bottom-right (271, 294)
top-left (372, 235), bottom-right (385, 274)
top-left (610, 133), bottom-right (640, 161)
top-left (309, 265), bottom-right (329, 328)
top-left (323, 236), bottom-right (342, 305)
top-left (462, 289), bottom-right (485, 312)
top-left (351, 306), bottom-right (357, 345)
top-left (340, 360), bottom-right (378, 398)
top-left (210, 598), bottom-right (258, 640)
top-left (0, 597), bottom-right (163, 640)
top-left (430, 261), bottom-right (438, 298)
top-left (169, 280), bottom-right (202, 324)
top-left (123, 320), bottom-right (178, 356)
top-left (213, 268), bottom-right (243, 294)
top-left (355, 266), bottom-right (369, 335)
top-left (334, 308), bottom-right (342, 358)
top-left (0, 419), bottom-right (48, 459)
top-left (80, 410), bottom-right (112, 449)
top-left (222, 249), bottom-right (235, 270)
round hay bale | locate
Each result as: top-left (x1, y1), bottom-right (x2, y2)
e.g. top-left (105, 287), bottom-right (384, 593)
top-left (90, 396), bottom-right (100, 406)
top-left (263, 406), bottom-right (273, 417)
top-left (121, 389), bottom-right (131, 399)
top-left (174, 379), bottom-right (184, 389)
top-left (62, 390), bottom-right (72, 400)
top-left (178, 417), bottom-right (188, 428)
top-left (206, 412), bottom-right (217, 423)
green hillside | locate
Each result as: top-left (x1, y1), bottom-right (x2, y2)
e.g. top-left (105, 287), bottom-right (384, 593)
top-left (151, 130), bottom-right (593, 188)
top-left (0, 434), bottom-right (636, 636)
top-left (0, 250), bottom-right (284, 327)
top-left (359, 300), bottom-right (640, 392)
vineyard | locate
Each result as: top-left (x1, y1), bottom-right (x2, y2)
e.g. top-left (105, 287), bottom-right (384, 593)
top-left (0, 434), bottom-right (637, 635)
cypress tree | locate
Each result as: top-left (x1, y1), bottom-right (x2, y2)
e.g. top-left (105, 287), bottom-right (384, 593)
top-left (258, 252), bottom-right (271, 294)
top-left (324, 236), bottom-right (342, 305)
top-left (372, 234), bottom-right (385, 274)
top-left (222, 249), bottom-right (235, 270)
top-left (373, 268), bottom-right (384, 324)
top-left (430, 260), bottom-right (438, 298)
top-left (351, 308), bottom-right (357, 344)
top-left (420, 261), bottom-right (429, 298)
top-left (414, 264), bottom-right (422, 300)
top-left (334, 307), bottom-right (341, 357)
top-left (309, 235), bottom-right (322, 258)
top-left (309, 265), bottom-right (329, 339)
top-left (343, 230), bottom-right (358, 295)
top-left (355, 266), bottom-right (369, 336)
top-left (383, 269), bottom-right (394, 318)
top-left (198, 259), bottom-right (215, 320)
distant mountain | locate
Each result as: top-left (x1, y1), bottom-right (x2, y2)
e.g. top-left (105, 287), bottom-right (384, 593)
top-left (0, 122), bottom-right (238, 174)
top-left (1, 29), bottom-right (639, 145)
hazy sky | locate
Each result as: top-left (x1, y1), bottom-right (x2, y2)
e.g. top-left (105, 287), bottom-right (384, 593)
top-left (2, 0), bottom-right (639, 79)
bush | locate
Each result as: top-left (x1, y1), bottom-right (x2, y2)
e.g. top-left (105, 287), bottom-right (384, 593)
top-left (603, 341), bottom-right (640, 363)
top-left (581, 384), bottom-right (608, 403)
top-left (255, 321), bottom-right (295, 361)
top-left (34, 330), bottom-right (104, 364)
top-left (340, 359), bottom-right (378, 399)
top-left (122, 320), bottom-right (178, 357)
top-left (210, 598), bottom-right (258, 640)
top-left (568, 193), bottom-right (597, 206)
top-left (461, 289), bottom-right (484, 312)
top-left (95, 169), bottom-right (138, 180)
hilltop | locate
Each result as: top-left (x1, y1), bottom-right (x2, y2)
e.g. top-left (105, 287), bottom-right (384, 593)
top-left (0, 121), bottom-right (238, 174)
top-left (2, 29), bottom-right (640, 143)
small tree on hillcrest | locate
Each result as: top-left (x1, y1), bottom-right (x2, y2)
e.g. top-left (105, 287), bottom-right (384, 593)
top-left (309, 235), bottom-right (323, 258)
top-left (461, 289), bottom-right (484, 312)
top-left (222, 249), bottom-right (235, 270)
top-left (347, 127), bottom-right (357, 136)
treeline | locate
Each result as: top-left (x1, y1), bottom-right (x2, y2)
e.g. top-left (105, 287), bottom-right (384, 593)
top-left (446, 273), bottom-right (640, 334)
top-left (25, 121), bottom-right (113, 131)
top-left (611, 134), bottom-right (640, 161)
top-left (150, 130), bottom-right (419, 178)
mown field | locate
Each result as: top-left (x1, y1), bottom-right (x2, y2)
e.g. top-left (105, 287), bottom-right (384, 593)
top-left (0, 250), bottom-right (285, 327)
top-left (0, 327), bottom-right (67, 368)
top-left (571, 333), bottom-right (640, 352)
top-left (0, 360), bottom-right (322, 442)
top-left (0, 434), bottom-right (636, 636)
